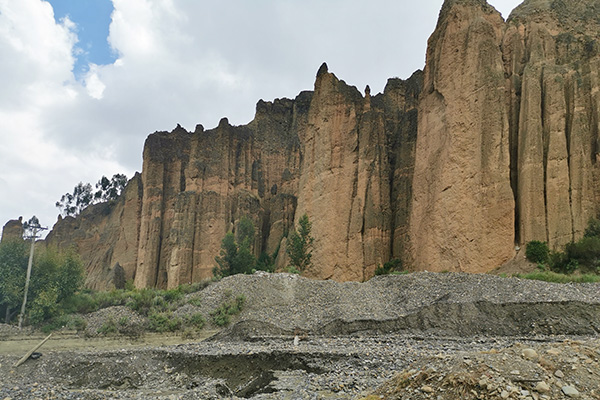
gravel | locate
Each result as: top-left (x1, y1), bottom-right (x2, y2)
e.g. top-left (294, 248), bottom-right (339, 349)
top-left (1, 271), bottom-right (600, 399)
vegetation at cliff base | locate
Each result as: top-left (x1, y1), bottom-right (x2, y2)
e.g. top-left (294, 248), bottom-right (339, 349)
top-left (210, 294), bottom-right (246, 326)
top-left (515, 271), bottom-right (600, 284)
top-left (374, 259), bottom-right (404, 275)
top-left (524, 218), bottom-right (600, 277)
top-left (525, 240), bottom-right (549, 264)
top-left (286, 214), bottom-right (314, 273)
top-left (0, 240), bottom-right (84, 325)
top-left (213, 216), bottom-right (275, 277)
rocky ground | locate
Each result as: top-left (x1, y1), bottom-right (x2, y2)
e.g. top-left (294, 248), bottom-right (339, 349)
top-left (1, 272), bottom-right (599, 399)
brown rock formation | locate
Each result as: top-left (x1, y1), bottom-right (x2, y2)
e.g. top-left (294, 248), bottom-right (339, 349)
top-left (44, 174), bottom-right (143, 290)
top-left (506, 0), bottom-right (600, 249)
top-left (37, 0), bottom-right (600, 288)
top-left (1, 217), bottom-right (23, 242)
top-left (410, 0), bottom-right (515, 272)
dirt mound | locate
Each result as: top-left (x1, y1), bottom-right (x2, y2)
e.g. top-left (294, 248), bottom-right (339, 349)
top-left (205, 272), bottom-right (600, 339)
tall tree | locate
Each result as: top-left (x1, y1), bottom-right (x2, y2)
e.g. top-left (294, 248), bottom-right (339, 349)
top-left (286, 214), bottom-right (314, 273)
top-left (214, 217), bottom-right (257, 277)
top-left (0, 240), bottom-right (28, 323)
top-left (56, 173), bottom-right (128, 217)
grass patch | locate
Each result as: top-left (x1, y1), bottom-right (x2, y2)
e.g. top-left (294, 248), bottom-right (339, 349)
top-left (65, 281), bottom-right (211, 316)
top-left (514, 271), bottom-right (600, 283)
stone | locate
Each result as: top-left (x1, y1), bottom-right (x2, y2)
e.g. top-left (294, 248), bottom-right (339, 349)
top-left (522, 349), bottom-right (538, 360)
top-left (562, 386), bottom-right (580, 398)
top-left (554, 370), bottom-right (565, 378)
top-left (535, 382), bottom-right (550, 393)
top-left (421, 385), bottom-right (434, 393)
top-left (501, 390), bottom-right (510, 399)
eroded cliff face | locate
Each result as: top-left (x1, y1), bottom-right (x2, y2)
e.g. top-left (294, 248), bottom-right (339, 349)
top-left (506, 0), bottom-right (600, 249)
top-left (41, 0), bottom-right (600, 288)
top-left (44, 174), bottom-right (143, 290)
top-left (410, 0), bottom-right (515, 272)
top-left (408, 0), bottom-right (600, 271)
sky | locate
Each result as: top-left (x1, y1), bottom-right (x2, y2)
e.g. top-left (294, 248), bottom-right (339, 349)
top-left (0, 0), bottom-right (523, 238)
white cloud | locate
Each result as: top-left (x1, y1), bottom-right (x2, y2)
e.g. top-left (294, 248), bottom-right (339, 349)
top-left (0, 0), bottom-right (525, 235)
top-left (84, 64), bottom-right (106, 99)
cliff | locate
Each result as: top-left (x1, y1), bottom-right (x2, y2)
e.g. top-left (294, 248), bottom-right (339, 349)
top-left (39, 0), bottom-right (600, 288)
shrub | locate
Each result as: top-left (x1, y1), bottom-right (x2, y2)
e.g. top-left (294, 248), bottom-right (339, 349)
top-left (62, 292), bottom-right (99, 314)
top-left (29, 287), bottom-right (60, 325)
top-left (285, 266), bottom-right (300, 274)
top-left (515, 271), bottom-right (600, 283)
top-left (584, 218), bottom-right (600, 238)
top-left (565, 236), bottom-right (600, 268)
top-left (375, 259), bottom-right (403, 275)
top-left (148, 311), bottom-right (181, 332)
top-left (127, 289), bottom-right (155, 316)
top-left (41, 314), bottom-right (87, 334)
top-left (210, 295), bottom-right (245, 327)
top-left (214, 217), bottom-right (257, 277)
top-left (98, 317), bottom-right (118, 335)
top-left (185, 313), bottom-right (206, 330)
top-left (525, 241), bottom-right (549, 264)
top-left (187, 296), bottom-right (202, 307)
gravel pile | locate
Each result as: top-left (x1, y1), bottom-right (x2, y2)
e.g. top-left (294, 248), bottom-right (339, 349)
top-left (374, 338), bottom-right (600, 399)
top-left (198, 271), bottom-right (600, 337)
top-left (83, 306), bottom-right (147, 337)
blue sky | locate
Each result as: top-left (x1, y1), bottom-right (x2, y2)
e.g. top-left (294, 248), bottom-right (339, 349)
top-left (47, 0), bottom-right (116, 78)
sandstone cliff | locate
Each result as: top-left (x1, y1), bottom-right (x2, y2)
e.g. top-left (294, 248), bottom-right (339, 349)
top-left (39, 0), bottom-right (600, 288)
top-left (409, 0), bottom-right (600, 271)
top-left (1, 218), bottom-right (23, 243)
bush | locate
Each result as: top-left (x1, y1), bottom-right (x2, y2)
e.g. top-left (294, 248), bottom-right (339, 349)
top-left (210, 295), bottom-right (245, 327)
top-left (148, 311), bottom-right (181, 332)
top-left (187, 296), bottom-right (202, 307)
top-left (98, 317), bottom-right (118, 335)
top-left (29, 287), bottom-right (60, 325)
top-left (525, 241), bottom-right (549, 264)
top-left (185, 313), bottom-right (206, 330)
top-left (584, 218), bottom-right (600, 238)
top-left (214, 217), bottom-right (257, 277)
top-left (41, 314), bottom-right (87, 334)
top-left (565, 236), bottom-right (600, 268)
top-left (375, 259), bottom-right (403, 275)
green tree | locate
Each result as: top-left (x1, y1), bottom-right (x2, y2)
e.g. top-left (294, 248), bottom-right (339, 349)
top-left (0, 240), bottom-right (28, 323)
top-left (56, 174), bottom-right (128, 217)
top-left (214, 217), bottom-right (257, 277)
top-left (525, 241), bottom-right (549, 264)
top-left (286, 214), bottom-right (314, 273)
top-left (55, 182), bottom-right (94, 217)
top-left (27, 249), bottom-right (84, 325)
top-left (94, 173), bottom-right (128, 202)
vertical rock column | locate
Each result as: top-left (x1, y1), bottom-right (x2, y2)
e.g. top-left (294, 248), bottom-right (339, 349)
top-left (295, 64), bottom-right (392, 281)
top-left (410, 0), bottom-right (515, 272)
